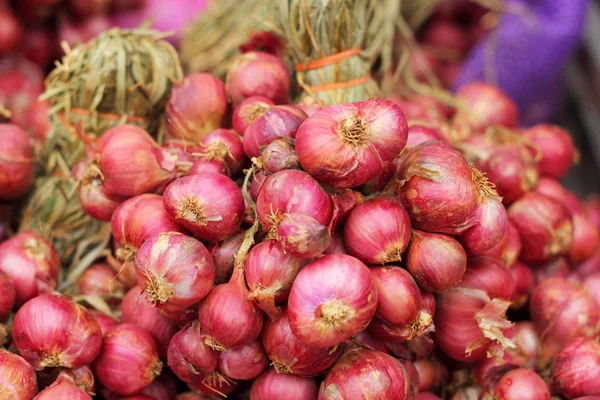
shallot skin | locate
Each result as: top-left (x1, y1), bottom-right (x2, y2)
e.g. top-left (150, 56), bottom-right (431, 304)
top-left (250, 368), bottom-right (319, 400)
top-left (487, 368), bottom-right (550, 400)
top-left (552, 338), bottom-right (600, 398)
top-left (453, 82), bottom-right (519, 132)
top-left (0, 123), bottom-right (35, 200)
top-left (232, 96), bottom-right (274, 135)
top-left (0, 349), bottom-right (38, 400)
top-left (524, 124), bottom-right (576, 179)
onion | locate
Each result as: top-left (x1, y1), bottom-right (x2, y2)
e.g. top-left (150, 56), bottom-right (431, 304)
top-left (483, 221), bottom-right (522, 267)
top-left (78, 262), bottom-right (125, 305)
top-left (484, 368), bottom-right (550, 400)
top-left (287, 254), bottom-right (377, 348)
top-left (245, 240), bottom-right (305, 318)
top-left (584, 273), bottom-right (600, 307)
top-left (414, 358), bottom-right (446, 392)
top-left (453, 82), bottom-right (519, 132)
top-left (435, 256), bottom-right (515, 361)
top-left (256, 137), bottom-right (300, 175)
top-left (513, 322), bottom-right (541, 370)
top-left (91, 311), bottom-right (119, 336)
top-left (404, 124), bottom-right (447, 152)
top-left (552, 337), bottom-right (600, 398)
top-left (349, 330), bottom-right (390, 353)
top-left (188, 371), bottom-right (238, 397)
top-left (407, 230), bottom-right (467, 293)
top-left (573, 250), bottom-right (600, 280)
top-left (94, 324), bottom-right (162, 395)
top-left (35, 374), bottom-right (92, 400)
top-left (23, 99), bottom-right (51, 143)
top-left (0, 8), bottom-right (22, 54)
top-left (324, 231), bottom-right (348, 255)
top-left (243, 105), bottom-right (307, 158)
top-left (188, 159), bottom-right (229, 177)
top-left (399, 359), bottom-right (419, 397)
top-left (112, 194), bottom-right (187, 263)
top-left (94, 125), bottom-right (172, 198)
top-left (403, 335), bottom-right (436, 359)
top-left (343, 198), bottom-right (412, 264)
top-left (370, 266), bottom-right (421, 325)
top-left (78, 164), bottom-right (124, 222)
top-left (135, 232), bottom-right (214, 312)
top-left (250, 368), bottom-right (319, 400)
top-left (227, 52), bottom-right (290, 106)
top-left (167, 320), bottom-right (219, 382)
top-left (256, 170), bottom-right (332, 236)
top-left (319, 349), bottom-right (411, 400)
top-left (56, 366), bottom-right (95, 395)
top-left (0, 270), bottom-right (15, 320)
top-left (387, 96), bottom-right (445, 125)
top-left (138, 371), bottom-right (178, 400)
top-left (198, 268), bottom-right (264, 350)
top-left (566, 191), bottom-right (585, 215)
top-left (0, 231), bottom-right (60, 306)
top-left (261, 307), bottom-right (342, 376)
top-left (218, 339), bottom-right (269, 380)
top-left (163, 173), bottom-right (244, 242)
top-left (296, 98), bottom-right (408, 188)
top-left (584, 196), bottom-right (600, 232)
top-left (359, 161), bottom-right (396, 195)
top-left (175, 393), bottom-right (218, 400)
top-left (328, 187), bottom-right (364, 227)
top-left (208, 232), bottom-right (245, 284)
top-left (121, 286), bottom-right (178, 357)
top-left (393, 141), bottom-right (478, 235)
top-left (0, 57), bottom-right (44, 126)
top-left (568, 213), bottom-right (600, 266)
top-left (0, 349), bottom-right (38, 400)
top-left (13, 294), bottom-right (103, 370)
top-left (277, 213), bottom-right (332, 259)
top-left (508, 192), bottom-right (573, 263)
top-left (524, 124), bottom-right (577, 179)
top-left (232, 96), bottom-right (274, 135)
top-left (0, 124), bottom-right (35, 199)
top-left (535, 177), bottom-right (568, 203)
top-left (295, 98), bottom-right (323, 117)
top-left (195, 129), bottom-right (246, 177)
top-left (530, 278), bottom-right (600, 364)
top-left (509, 261), bottom-right (534, 309)
top-left (532, 257), bottom-right (570, 285)
top-left (483, 144), bottom-right (539, 205)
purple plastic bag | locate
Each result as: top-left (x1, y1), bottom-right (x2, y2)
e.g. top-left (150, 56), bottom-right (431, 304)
top-left (456, 0), bottom-right (588, 126)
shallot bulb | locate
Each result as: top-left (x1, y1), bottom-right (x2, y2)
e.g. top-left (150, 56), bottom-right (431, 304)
top-left (245, 240), bottom-right (305, 318)
top-left (91, 311), bottom-right (119, 336)
top-left (535, 177), bottom-right (568, 203)
top-left (0, 270), bottom-right (15, 320)
top-left (261, 307), bottom-right (342, 376)
top-left (163, 173), bottom-right (244, 242)
top-left (0, 124), bottom-right (35, 199)
top-left (453, 82), bottom-right (519, 132)
top-left (167, 320), bottom-right (219, 382)
top-left (404, 124), bottom-right (447, 152)
top-left (195, 129), bottom-right (246, 177)
top-left (344, 198), bottom-right (412, 264)
top-left (584, 273), bottom-right (600, 307)
top-left (508, 192), bottom-right (573, 263)
top-left (406, 230), bottom-right (467, 293)
top-left (585, 196), bottom-right (600, 232)
top-left (138, 372), bottom-right (178, 400)
top-left (485, 368), bottom-right (550, 400)
top-left (256, 137), bottom-right (300, 174)
top-left (324, 231), bottom-right (348, 255)
top-left (135, 232), bottom-right (214, 312)
top-left (370, 266), bottom-right (421, 325)
top-left (250, 368), bottom-right (319, 400)
top-left (208, 231), bottom-right (245, 284)
top-left (552, 338), bottom-right (600, 398)
top-left (573, 250), bottom-right (600, 280)
top-left (0, 231), bottom-right (60, 306)
top-left (435, 256), bottom-right (515, 362)
top-left (227, 51), bottom-right (290, 106)
top-left (530, 278), bottom-right (600, 364)
top-left (483, 221), bottom-right (522, 267)
top-left (0, 349), bottom-right (38, 400)
top-left (78, 170), bottom-right (123, 221)
top-left (287, 254), bottom-right (377, 348)
top-left (34, 374), bottom-right (92, 400)
top-left (510, 261), bottom-right (534, 309)
top-left (165, 73), bottom-right (228, 143)
top-left (359, 161), bottom-right (396, 195)
top-left (77, 262), bottom-right (125, 304)
top-left (218, 339), bottom-right (269, 380)
top-left (277, 213), bottom-right (332, 259)
top-left (112, 194), bottom-right (188, 264)
top-left (256, 170), bottom-right (332, 236)
top-left (94, 324), bottom-right (163, 395)
top-left (198, 268), bottom-right (264, 350)
top-left (414, 358), bottom-right (446, 393)
top-left (533, 257), bottom-right (570, 285)
top-left (121, 286), bottom-right (178, 357)
top-left (295, 98), bottom-right (408, 188)
top-left (513, 322), bottom-right (541, 370)
top-left (458, 169), bottom-right (508, 254)
top-left (13, 294), bottom-right (103, 370)
top-left (328, 187), bottom-right (364, 227)
top-left (243, 105), bottom-right (307, 159)
top-left (393, 141), bottom-right (478, 235)
top-left (568, 213), bottom-right (600, 266)
top-left (524, 124), bottom-right (576, 179)
top-left (482, 144), bottom-right (539, 205)
top-left (319, 349), bottom-right (411, 400)
top-left (232, 96), bottom-right (274, 135)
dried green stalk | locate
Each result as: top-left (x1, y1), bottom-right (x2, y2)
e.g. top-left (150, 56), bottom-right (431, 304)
top-left (20, 28), bottom-right (182, 284)
top-left (181, 0), bottom-right (278, 77)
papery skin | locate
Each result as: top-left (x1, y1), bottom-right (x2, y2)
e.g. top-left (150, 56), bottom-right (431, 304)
top-left (453, 82), bottom-right (519, 132)
top-left (0, 123), bottom-right (34, 200)
top-left (487, 368), bottom-right (550, 400)
top-left (232, 95), bottom-right (274, 135)
top-left (250, 368), bottom-right (319, 400)
top-left (0, 270), bottom-right (15, 320)
top-left (13, 294), bottom-right (103, 370)
top-left (163, 173), bottom-right (244, 242)
top-left (196, 129), bottom-right (246, 177)
top-left (287, 254), bottom-right (378, 348)
top-left (167, 320), bottom-right (219, 382)
top-left (0, 348), bottom-right (38, 400)
top-left (218, 339), bottom-right (269, 380)
top-left (524, 124), bottom-right (576, 179)
top-left (370, 266), bottom-right (421, 325)
top-left (135, 232), bottom-right (215, 312)
top-left (208, 231), bottom-right (245, 284)
top-left (277, 213), bottom-right (332, 260)
top-left (34, 375), bottom-right (92, 400)
top-left (552, 338), bottom-right (600, 398)
top-left (93, 324), bottom-right (163, 396)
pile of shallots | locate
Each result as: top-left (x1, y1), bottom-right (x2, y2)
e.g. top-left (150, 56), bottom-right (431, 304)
top-left (1, 48), bottom-right (600, 400)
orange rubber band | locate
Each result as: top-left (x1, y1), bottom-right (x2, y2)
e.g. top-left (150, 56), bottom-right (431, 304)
top-left (295, 48), bottom-right (362, 72)
top-left (67, 107), bottom-right (148, 123)
top-left (307, 75), bottom-right (371, 92)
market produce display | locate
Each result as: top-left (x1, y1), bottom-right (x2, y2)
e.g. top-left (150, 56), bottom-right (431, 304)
top-left (0, 0), bottom-right (599, 399)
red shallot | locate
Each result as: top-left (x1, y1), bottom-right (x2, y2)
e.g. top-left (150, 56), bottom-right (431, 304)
top-left (370, 266), bottom-right (421, 325)
top-left (552, 337), bottom-right (600, 398)
top-left (568, 213), bottom-right (600, 266)
top-left (453, 82), bottom-right (519, 132)
top-left (277, 213), bottom-right (332, 259)
top-left (232, 96), bottom-right (274, 135)
top-left (524, 124), bottom-right (577, 179)
top-left (167, 320), bottom-right (219, 383)
top-left (0, 349), bottom-right (38, 400)
top-left (34, 374), bottom-right (92, 400)
top-left (208, 231), bottom-right (245, 284)
top-left (0, 124), bottom-right (35, 200)
top-left (0, 270), bottom-right (15, 320)
top-left (195, 129), bottom-right (246, 177)
top-left (485, 368), bottom-right (550, 400)
top-left (218, 339), bottom-right (269, 381)
top-left (250, 368), bottom-right (319, 400)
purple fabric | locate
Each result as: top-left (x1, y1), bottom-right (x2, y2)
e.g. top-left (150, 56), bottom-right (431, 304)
top-left (456, 0), bottom-right (588, 125)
